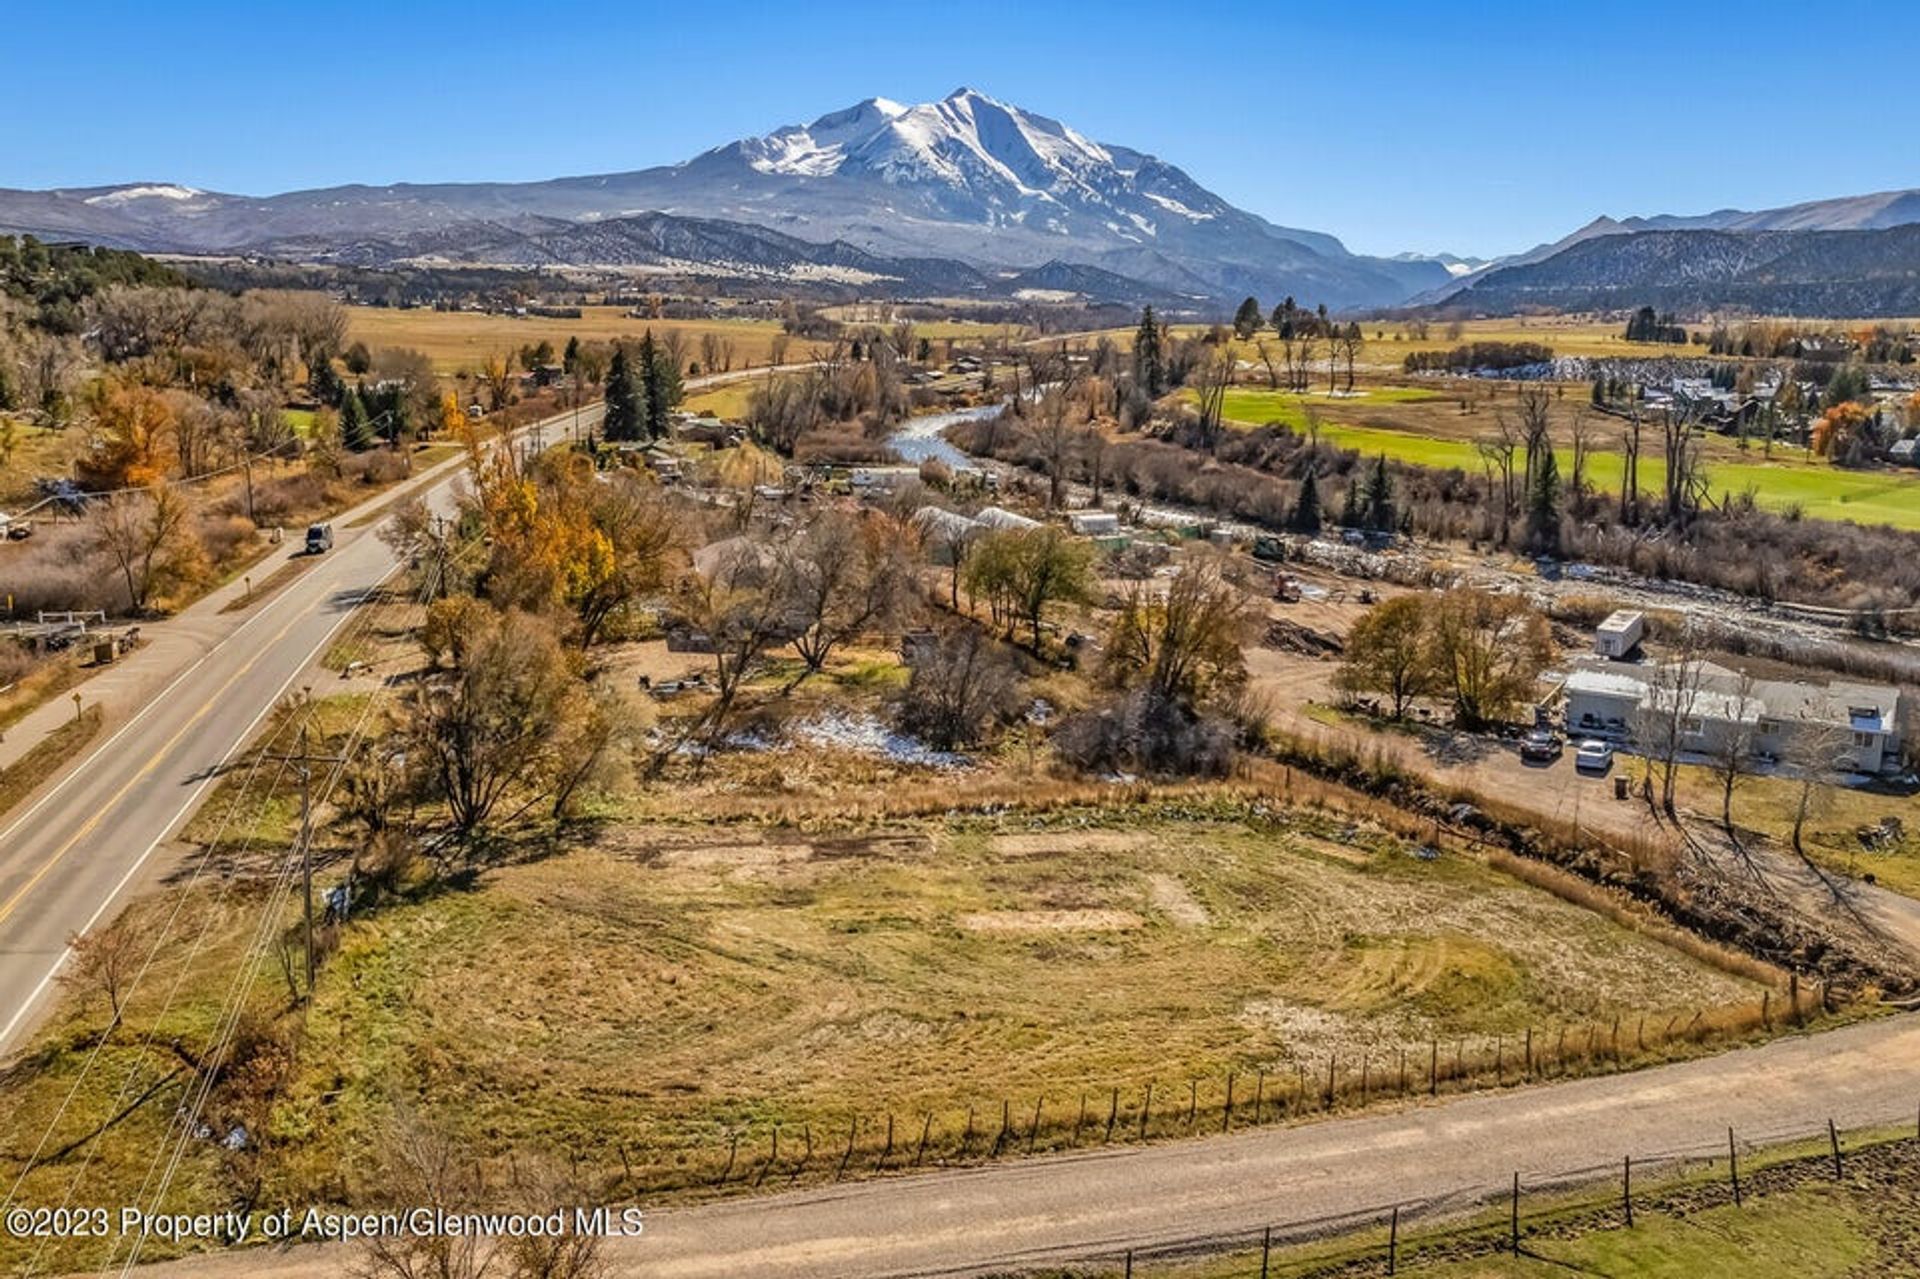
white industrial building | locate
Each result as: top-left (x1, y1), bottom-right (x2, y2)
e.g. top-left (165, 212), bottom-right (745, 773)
top-left (1563, 660), bottom-right (1906, 776)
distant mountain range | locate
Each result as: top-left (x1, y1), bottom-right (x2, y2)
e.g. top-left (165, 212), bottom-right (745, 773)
top-left (1427, 223), bottom-right (1920, 318)
top-left (0, 89), bottom-right (1449, 309)
top-left (7, 109), bottom-right (1920, 317)
top-left (1424, 187), bottom-right (1920, 315)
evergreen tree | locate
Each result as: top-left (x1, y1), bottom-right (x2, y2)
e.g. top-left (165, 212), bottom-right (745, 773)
top-left (339, 387), bottom-right (373, 452)
top-left (603, 345), bottom-right (643, 442)
top-left (309, 354), bottom-right (346, 408)
top-left (1133, 306), bottom-right (1164, 398)
top-left (1232, 296), bottom-right (1263, 341)
top-left (1341, 475), bottom-right (1363, 529)
top-left (563, 335), bottom-right (581, 374)
top-left (636, 330), bottom-right (683, 440)
top-left (1527, 445), bottom-right (1562, 555)
top-left (1363, 454), bottom-right (1394, 532)
top-left (1289, 469), bottom-right (1322, 533)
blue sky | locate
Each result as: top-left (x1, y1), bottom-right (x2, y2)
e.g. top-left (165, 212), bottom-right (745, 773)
top-left (3, 0), bottom-right (1915, 258)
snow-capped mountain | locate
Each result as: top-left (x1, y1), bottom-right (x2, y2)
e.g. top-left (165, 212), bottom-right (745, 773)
top-left (0, 88), bottom-right (1449, 307)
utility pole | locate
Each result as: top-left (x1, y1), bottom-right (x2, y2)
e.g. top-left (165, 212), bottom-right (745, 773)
top-left (264, 707), bottom-right (347, 995)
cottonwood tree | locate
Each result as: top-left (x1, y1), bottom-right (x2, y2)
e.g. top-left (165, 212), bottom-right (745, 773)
top-left (1190, 349), bottom-right (1233, 454)
top-left (964, 525), bottom-right (1096, 649)
top-left (569, 472), bottom-right (684, 648)
top-left (1335, 594), bottom-right (1430, 718)
top-left (778, 510), bottom-right (918, 690)
top-left (1423, 587), bottom-right (1552, 727)
top-left (403, 605), bottom-right (585, 838)
top-left (673, 535), bottom-right (795, 752)
top-left (1101, 557), bottom-right (1254, 706)
top-left (91, 482), bottom-right (197, 614)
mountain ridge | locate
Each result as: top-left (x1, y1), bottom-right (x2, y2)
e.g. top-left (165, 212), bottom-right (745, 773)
top-left (0, 88), bottom-right (1447, 308)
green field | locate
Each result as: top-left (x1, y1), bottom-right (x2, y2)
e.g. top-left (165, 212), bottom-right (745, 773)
top-left (1218, 389), bottom-right (1920, 531)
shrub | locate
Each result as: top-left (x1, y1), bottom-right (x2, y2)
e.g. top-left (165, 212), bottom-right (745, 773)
top-left (895, 624), bottom-right (1021, 751)
top-left (1054, 688), bottom-right (1237, 778)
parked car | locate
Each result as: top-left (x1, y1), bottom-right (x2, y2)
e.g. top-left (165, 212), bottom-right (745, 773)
top-left (1574, 739), bottom-right (1616, 773)
top-left (305, 523), bottom-right (334, 554)
top-left (1519, 729), bottom-right (1562, 763)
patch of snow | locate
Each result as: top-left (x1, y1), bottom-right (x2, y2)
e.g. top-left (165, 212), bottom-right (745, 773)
top-left (85, 184), bottom-right (204, 206)
top-left (789, 710), bottom-right (968, 769)
top-left (1143, 191), bottom-right (1213, 221)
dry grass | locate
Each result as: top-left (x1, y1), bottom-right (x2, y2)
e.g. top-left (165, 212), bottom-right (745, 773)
top-left (344, 306), bottom-right (800, 375)
top-left (228, 806), bottom-right (1769, 1205)
top-left (0, 703), bottom-right (100, 817)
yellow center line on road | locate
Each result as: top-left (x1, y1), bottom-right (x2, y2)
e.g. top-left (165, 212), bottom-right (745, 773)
top-left (0, 607), bottom-right (307, 931)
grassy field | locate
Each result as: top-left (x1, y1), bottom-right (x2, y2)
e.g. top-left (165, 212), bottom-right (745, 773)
top-left (1051, 317), bottom-right (1690, 367)
top-left (344, 305), bottom-right (800, 375)
top-left (0, 803), bottom-right (1767, 1270)
top-left (0, 419), bottom-right (71, 508)
top-left (1214, 387), bottom-right (1920, 530)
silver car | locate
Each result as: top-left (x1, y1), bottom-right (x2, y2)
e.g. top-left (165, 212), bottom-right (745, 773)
top-left (1574, 739), bottom-right (1615, 772)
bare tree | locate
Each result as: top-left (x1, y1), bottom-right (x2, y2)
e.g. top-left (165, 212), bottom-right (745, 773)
top-left (1631, 632), bottom-right (1707, 817)
top-left (1100, 556), bottom-right (1254, 706)
top-left (91, 483), bottom-right (197, 614)
top-left (780, 511), bottom-right (918, 690)
top-left (60, 910), bottom-right (154, 1029)
top-left (1708, 669), bottom-right (1762, 829)
top-left (895, 623), bottom-right (1021, 751)
top-left (1253, 339), bottom-right (1281, 390)
top-left (354, 1108), bottom-right (495, 1279)
top-left (1476, 418), bottom-right (1520, 547)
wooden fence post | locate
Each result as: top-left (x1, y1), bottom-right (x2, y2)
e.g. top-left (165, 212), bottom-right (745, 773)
top-left (1186, 1078), bottom-right (1198, 1125)
top-left (836, 1117), bottom-right (857, 1181)
top-left (915, 1113), bottom-right (932, 1167)
top-left (1223, 1072), bottom-right (1235, 1133)
top-left (1388, 1205), bottom-right (1399, 1275)
top-left (1623, 1154), bottom-right (1633, 1227)
top-left (1429, 1039), bottom-right (1438, 1095)
top-left (1106, 1087), bottom-right (1119, 1143)
top-left (1829, 1118), bottom-right (1843, 1178)
top-left (1075, 1092), bottom-right (1088, 1145)
top-left (1026, 1097), bottom-right (1043, 1155)
top-left (1140, 1082), bottom-right (1152, 1141)
top-left (1728, 1127), bottom-right (1741, 1206)
top-left (1509, 1171), bottom-right (1520, 1253)
top-left (1260, 1225), bottom-right (1272, 1279)
top-left (1254, 1070), bottom-right (1265, 1125)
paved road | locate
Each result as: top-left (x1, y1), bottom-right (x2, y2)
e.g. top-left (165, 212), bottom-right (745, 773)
top-left (0, 401), bottom-right (607, 1056)
top-left (126, 1015), bottom-right (1920, 1279)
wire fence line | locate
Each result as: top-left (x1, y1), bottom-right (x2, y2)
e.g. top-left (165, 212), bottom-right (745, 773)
top-left (1095, 1114), bottom-right (1919, 1278)
top-left (566, 987), bottom-right (1821, 1202)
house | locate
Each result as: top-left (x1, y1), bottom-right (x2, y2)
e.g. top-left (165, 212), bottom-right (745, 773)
top-left (1564, 661), bottom-right (1906, 775)
top-left (1594, 610), bottom-right (1644, 659)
